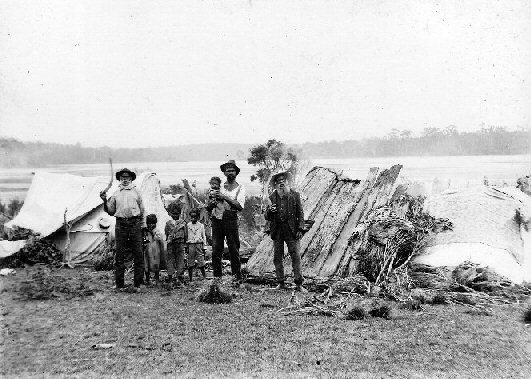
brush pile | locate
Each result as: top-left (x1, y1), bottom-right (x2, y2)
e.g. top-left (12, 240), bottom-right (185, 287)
top-left (279, 288), bottom-right (393, 320)
top-left (196, 282), bottom-right (233, 304)
top-left (357, 194), bottom-right (452, 288)
top-left (1, 238), bottom-right (62, 268)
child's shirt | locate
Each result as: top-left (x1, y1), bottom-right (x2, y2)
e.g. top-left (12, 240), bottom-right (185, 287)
top-left (143, 229), bottom-right (164, 271)
top-left (165, 219), bottom-right (187, 244)
top-left (186, 221), bottom-right (207, 244)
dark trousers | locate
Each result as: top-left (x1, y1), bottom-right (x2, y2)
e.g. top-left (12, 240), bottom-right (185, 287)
top-left (211, 213), bottom-right (241, 279)
top-left (272, 223), bottom-right (303, 285)
top-left (166, 241), bottom-right (185, 281)
top-left (115, 218), bottom-right (144, 287)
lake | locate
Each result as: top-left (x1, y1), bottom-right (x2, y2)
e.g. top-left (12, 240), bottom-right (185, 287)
top-left (1, 155), bottom-right (530, 202)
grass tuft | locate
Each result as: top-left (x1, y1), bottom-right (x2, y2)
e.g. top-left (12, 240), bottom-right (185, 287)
top-left (523, 306), bottom-right (531, 324)
top-left (369, 304), bottom-right (392, 319)
top-left (196, 283), bottom-right (232, 304)
top-left (431, 292), bottom-right (449, 305)
top-left (403, 298), bottom-right (423, 311)
top-left (345, 305), bottom-right (367, 320)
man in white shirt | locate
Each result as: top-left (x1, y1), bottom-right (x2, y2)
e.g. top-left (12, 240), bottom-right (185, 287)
top-left (100, 168), bottom-right (145, 291)
top-left (210, 160), bottom-right (246, 287)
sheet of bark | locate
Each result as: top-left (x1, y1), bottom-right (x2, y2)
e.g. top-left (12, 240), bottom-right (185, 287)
top-left (247, 165), bottom-right (402, 280)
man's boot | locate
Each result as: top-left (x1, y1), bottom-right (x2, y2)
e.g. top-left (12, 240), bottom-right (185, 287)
top-left (274, 281), bottom-right (286, 290)
top-left (188, 267), bottom-right (194, 282)
top-left (200, 266), bottom-right (206, 280)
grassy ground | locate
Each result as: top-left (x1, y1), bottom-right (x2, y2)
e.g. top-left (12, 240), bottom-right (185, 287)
top-left (1, 267), bottom-right (531, 378)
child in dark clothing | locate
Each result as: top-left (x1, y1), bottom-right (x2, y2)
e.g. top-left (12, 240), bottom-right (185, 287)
top-left (206, 176), bottom-right (229, 220)
top-left (165, 202), bottom-right (187, 286)
top-left (143, 214), bottom-right (164, 286)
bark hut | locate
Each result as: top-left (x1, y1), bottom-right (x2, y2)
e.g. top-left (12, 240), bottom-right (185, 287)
top-left (246, 165), bottom-right (403, 280)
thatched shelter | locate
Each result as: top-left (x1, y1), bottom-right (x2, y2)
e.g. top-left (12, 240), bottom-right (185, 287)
top-left (247, 165), bottom-right (402, 280)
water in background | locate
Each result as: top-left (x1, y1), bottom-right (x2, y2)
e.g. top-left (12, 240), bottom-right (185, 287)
top-left (1, 155), bottom-right (530, 202)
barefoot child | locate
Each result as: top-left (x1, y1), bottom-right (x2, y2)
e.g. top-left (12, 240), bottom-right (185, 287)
top-left (186, 208), bottom-right (207, 281)
top-left (143, 214), bottom-right (164, 286)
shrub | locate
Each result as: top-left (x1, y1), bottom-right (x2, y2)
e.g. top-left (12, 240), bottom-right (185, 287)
top-left (345, 305), bottom-right (367, 320)
top-left (431, 292), bottom-right (449, 305)
top-left (523, 306), bottom-right (531, 324)
top-left (369, 304), bottom-right (392, 319)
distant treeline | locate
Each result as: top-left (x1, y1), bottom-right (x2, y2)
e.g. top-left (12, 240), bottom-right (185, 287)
top-left (300, 126), bottom-right (529, 158)
top-left (0, 126), bottom-right (528, 167)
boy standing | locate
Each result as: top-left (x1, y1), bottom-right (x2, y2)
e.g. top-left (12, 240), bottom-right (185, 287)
top-left (186, 209), bottom-right (207, 281)
top-left (165, 202), bottom-right (187, 286)
top-left (100, 168), bottom-right (145, 291)
top-left (143, 214), bottom-right (164, 286)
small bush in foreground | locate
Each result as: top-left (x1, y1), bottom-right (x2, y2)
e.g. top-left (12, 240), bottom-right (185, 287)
top-left (431, 292), bottom-right (449, 305)
top-left (403, 298), bottom-right (423, 311)
top-left (369, 304), bottom-right (392, 319)
top-left (197, 283), bottom-right (232, 304)
top-left (345, 306), bottom-right (367, 320)
top-left (523, 306), bottom-right (531, 324)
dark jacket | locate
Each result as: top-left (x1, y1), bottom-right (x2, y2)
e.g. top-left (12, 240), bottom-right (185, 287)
top-left (265, 189), bottom-right (305, 240)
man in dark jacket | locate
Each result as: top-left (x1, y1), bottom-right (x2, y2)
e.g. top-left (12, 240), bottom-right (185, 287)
top-left (265, 171), bottom-right (307, 292)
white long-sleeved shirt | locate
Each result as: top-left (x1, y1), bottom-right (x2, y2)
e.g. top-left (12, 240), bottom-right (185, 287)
top-left (186, 221), bottom-right (206, 244)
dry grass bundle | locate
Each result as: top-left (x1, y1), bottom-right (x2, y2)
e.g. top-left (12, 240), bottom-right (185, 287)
top-left (196, 283), bottom-right (232, 304)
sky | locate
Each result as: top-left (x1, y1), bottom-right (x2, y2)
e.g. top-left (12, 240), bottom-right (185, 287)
top-left (1, 0), bottom-right (530, 148)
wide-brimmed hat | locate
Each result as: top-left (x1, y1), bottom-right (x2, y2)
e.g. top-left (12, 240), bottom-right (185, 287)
top-left (269, 170), bottom-right (292, 188)
top-left (115, 168), bottom-right (136, 181)
top-left (220, 160), bottom-right (240, 175)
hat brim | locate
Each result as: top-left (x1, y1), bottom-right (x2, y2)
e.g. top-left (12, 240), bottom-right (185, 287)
top-left (220, 163), bottom-right (240, 175)
top-left (269, 171), bottom-right (292, 188)
top-left (115, 170), bottom-right (136, 181)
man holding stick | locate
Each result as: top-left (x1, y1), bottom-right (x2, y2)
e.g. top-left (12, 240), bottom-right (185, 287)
top-left (210, 160), bottom-right (246, 287)
top-left (100, 168), bottom-right (145, 292)
top-left (265, 170), bottom-right (307, 292)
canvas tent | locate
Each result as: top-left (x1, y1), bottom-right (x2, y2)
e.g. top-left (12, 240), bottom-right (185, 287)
top-left (247, 166), bottom-right (531, 284)
top-left (3, 171), bottom-right (170, 264)
top-left (416, 186), bottom-right (531, 283)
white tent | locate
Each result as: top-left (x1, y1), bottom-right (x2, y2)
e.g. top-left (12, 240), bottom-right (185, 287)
top-left (3, 171), bottom-right (170, 264)
top-left (416, 186), bottom-right (531, 283)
